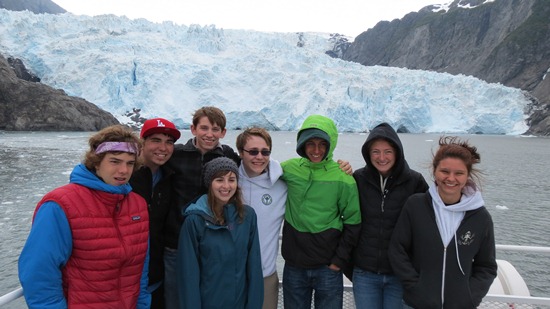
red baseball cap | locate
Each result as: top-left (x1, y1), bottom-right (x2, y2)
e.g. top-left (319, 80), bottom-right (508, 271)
top-left (140, 118), bottom-right (181, 141)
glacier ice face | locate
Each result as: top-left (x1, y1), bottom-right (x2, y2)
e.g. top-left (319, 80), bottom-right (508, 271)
top-left (0, 9), bottom-right (530, 134)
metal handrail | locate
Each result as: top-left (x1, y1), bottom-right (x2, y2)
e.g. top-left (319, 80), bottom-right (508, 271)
top-left (0, 287), bottom-right (23, 307)
top-left (496, 244), bottom-right (550, 253)
top-left (483, 294), bottom-right (550, 305)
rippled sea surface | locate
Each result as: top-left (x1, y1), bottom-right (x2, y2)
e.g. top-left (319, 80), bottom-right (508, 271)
top-left (1, 131), bottom-right (549, 308)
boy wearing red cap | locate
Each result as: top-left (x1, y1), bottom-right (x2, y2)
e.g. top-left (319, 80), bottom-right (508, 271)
top-left (130, 117), bottom-right (181, 309)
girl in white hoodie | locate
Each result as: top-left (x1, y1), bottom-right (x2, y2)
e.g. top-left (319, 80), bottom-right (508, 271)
top-left (389, 136), bottom-right (497, 309)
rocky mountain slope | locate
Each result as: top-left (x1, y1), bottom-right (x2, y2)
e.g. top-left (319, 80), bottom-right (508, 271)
top-left (0, 54), bottom-right (119, 131)
top-left (0, 0), bottom-right (64, 14)
top-left (342, 0), bottom-right (550, 135)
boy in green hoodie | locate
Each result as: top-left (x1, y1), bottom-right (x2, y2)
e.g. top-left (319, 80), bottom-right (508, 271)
top-left (281, 114), bottom-right (361, 309)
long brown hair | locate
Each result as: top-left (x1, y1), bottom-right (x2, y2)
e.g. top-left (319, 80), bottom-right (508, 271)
top-left (206, 170), bottom-right (245, 224)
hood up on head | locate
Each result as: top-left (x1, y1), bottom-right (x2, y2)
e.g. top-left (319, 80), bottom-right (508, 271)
top-left (296, 114), bottom-right (338, 162)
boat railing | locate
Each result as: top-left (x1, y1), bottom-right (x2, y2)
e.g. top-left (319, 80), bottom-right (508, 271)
top-left (0, 287), bottom-right (23, 307)
top-left (2, 244), bottom-right (550, 308)
top-left (494, 244), bottom-right (550, 254)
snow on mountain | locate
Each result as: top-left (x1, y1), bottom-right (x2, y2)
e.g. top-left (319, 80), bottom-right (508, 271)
top-left (0, 9), bottom-right (530, 134)
top-left (430, 0), bottom-right (497, 13)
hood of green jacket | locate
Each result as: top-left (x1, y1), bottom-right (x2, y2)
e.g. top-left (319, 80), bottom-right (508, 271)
top-left (296, 114), bottom-right (338, 162)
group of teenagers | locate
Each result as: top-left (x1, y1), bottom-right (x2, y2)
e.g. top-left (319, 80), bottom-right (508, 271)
top-left (18, 106), bottom-right (498, 309)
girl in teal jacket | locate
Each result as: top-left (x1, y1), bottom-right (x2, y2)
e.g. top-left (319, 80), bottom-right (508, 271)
top-left (177, 157), bottom-right (263, 309)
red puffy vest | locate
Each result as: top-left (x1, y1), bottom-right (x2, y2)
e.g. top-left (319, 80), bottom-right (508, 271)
top-left (35, 183), bottom-right (149, 308)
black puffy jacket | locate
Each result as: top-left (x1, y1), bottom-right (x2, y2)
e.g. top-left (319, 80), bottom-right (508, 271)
top-left (351, 123), bottom-right (428, 275)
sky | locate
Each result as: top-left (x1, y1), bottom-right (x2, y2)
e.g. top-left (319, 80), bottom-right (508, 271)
top-left (51, 0), bottom-right (444, 38)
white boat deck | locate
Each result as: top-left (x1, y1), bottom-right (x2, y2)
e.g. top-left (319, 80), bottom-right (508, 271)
top-left (2, 244), bottom-right (550, 308)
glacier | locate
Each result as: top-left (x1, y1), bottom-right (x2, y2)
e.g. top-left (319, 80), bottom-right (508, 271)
top-left (0, 9), bottom-right (531, 134)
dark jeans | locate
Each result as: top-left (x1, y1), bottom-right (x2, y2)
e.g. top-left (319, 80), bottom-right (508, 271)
top-left (283, 264), bottom-right (343, 309)
top-left (352, 267), bottom-right (403, 309)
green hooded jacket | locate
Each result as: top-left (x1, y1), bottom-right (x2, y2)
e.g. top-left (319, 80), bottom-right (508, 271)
top-left (281, 114), bottom-right (361, 269)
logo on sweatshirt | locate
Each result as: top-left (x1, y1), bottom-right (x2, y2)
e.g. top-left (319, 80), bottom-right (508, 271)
top-left (261, 194), bottom-right (273, 206)
top-left (459, 231), bottom-right (475, 245)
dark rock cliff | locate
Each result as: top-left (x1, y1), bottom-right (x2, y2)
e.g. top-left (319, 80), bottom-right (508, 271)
top-left (0, 0), bottom-right (65, 14)
top-left (343, 0), bottom-right (550, 135)
top-left (0, 54), bottom-right (120, 131)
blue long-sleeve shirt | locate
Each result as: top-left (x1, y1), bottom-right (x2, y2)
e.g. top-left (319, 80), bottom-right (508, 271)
top-left (18, 164), bottom-right (151, 309)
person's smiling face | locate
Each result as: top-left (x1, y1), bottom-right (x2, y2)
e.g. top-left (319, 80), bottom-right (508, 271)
top-left (239, 135), bottom-right (270, 177)
top-left (304, 138), bottom-right (328, 163)
top-left (191, 117), bottom-right (226, 154)
top-left (141, 133), bottom-right (175, 170)
top-left (369, 139), bottom-right (395, 177)
top-left (210, 171), bottom-right (238, 207)
top-left (435, 157), bottom-right (469, 204)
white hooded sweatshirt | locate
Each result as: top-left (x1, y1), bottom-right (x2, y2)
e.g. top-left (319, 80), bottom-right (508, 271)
top-left (239, 158), bottom-right (287, 277)
top-left (429, 183), bottom-right (485, 246)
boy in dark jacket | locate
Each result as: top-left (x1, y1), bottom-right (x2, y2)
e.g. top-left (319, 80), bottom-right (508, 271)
top-left (163, 107), bottom-right (240, 308)
top-left (131, 117), bottom-right (181, 309)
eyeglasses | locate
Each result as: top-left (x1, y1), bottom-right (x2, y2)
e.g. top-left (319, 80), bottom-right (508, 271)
top-left (243, 149), bottom-right (271, 156)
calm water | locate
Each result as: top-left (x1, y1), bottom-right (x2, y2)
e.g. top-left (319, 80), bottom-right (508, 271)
top-left (1, 130), bottom-right (549, 308)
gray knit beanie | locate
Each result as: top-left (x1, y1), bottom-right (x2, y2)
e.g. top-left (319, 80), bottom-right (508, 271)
top-left (203, 157), bottom-right (239, 187)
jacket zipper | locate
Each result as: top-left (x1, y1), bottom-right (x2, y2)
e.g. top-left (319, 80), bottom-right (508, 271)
top-left (113, 201), bottom-right (127, 306)
top-left (441, 246), bottom-right (447, 308)
top-left (380, 189), bottom-right (388, 212)
top-left (376, 189), bottom-right (389, 271)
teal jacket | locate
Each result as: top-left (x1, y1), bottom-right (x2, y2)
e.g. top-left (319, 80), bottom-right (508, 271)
top-left (177, 195), bottom-right (263, 309)
top-left (281, 115), bottom-right (361, 269)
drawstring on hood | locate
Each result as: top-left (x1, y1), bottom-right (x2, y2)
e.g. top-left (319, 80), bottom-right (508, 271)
top-left (238, 158), bottom-right (284, 202)
top-left (430, 183), bottom-right (484, 275)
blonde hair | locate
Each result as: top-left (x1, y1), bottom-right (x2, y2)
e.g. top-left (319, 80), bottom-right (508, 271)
top-left (235, 127), bottom-right (272, 152)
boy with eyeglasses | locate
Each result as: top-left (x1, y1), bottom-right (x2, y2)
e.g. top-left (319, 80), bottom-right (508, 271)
top-left (235, 127), bottom-right (286, 309)
top-left (235, 126), bottom-right (354, 309)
